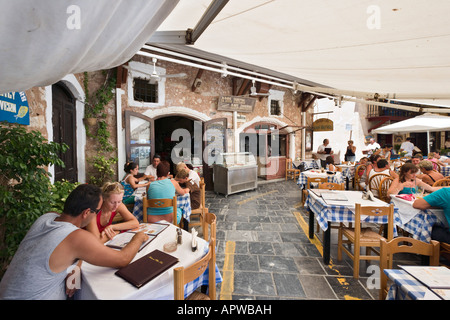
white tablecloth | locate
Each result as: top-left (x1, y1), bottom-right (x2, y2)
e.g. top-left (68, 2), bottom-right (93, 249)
top-left (390, 195), bottom-right (447, 226)
top-left (78, 223), bottom-right (221, 300)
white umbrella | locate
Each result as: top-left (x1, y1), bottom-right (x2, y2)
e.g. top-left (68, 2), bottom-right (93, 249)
top-left (372, 113), bottom-right (450, 154)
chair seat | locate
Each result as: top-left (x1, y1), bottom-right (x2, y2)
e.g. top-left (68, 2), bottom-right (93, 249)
top-left (342, 227), bottom-right (383, 245)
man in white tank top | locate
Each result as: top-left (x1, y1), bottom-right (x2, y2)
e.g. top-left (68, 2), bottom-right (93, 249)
top-left (0, 184), bottom-right (148, 300)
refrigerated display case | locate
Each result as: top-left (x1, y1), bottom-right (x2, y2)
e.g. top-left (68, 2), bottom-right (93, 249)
top-left (213, 152), bottom-right (258, 196)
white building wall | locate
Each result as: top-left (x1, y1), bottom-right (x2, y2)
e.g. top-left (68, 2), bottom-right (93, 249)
top-left (313, 98), bottom-right (369, 162)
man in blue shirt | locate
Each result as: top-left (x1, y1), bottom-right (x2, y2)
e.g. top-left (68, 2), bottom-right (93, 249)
top-left (413, 187), bottom-right (450, 244)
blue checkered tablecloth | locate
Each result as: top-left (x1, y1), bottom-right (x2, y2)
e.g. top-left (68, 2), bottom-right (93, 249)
top-left (394, 210), bottom-right (444, 243)
top-left (297, 171), bottom-right (345, 188)
top-left (305, 191), bottom-right (400, 235)
top-left (293, 159), bottom-right (320, 170)
top-left (441, 165), bottom-right (450, 177)
top-left (385, 269), bottom-right (441, 300)
top-left (133, 193), bottom-right (192, 223)
top-left (183, 244), bottom-right (223, 299)
top-left (337, 165), bottom-right (356, 180)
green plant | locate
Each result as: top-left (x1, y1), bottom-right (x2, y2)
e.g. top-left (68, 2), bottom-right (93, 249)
top-left (84, 70), bottom-right (116, 119)
top-left (0, 122), bottom-right (68, 274)
top-left (49, 180), bottom-right (80, 213)
top-left (440, 148), bottom-right (450, 156)
top-left (89, 153), bottom-right (118, 187)
top-left (84, 70), bottom-right (116, 152)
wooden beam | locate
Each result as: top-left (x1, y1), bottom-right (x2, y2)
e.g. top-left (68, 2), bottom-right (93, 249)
top-left (191, 69), bottom-right (204, 92)
top-left (302, 95), bottom-right (317, 112)
top-left (237, 79), bottom-right (251, 96)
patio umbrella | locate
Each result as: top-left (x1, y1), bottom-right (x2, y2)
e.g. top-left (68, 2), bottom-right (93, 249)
top-left (372, 113), bottom-right (450, 154)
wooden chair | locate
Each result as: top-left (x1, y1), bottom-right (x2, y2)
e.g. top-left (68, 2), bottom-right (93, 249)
top-left (439, 242), bottom-right (450, 267)
top-left (302, 176), bottom-right (327, 206)
top-left (432, 178), bottom-right (450, 187)
top-left (202, 211), bottom-right (216, 242)
top-left (174, 238), bottom-right (216, 300)
top-left (367, 173), bottom-right (390, 198)
top-left (354, 165), bottom-right (366, 190)
top-left (318, 182), bottom-right (345, 190)
top-left (142, 196), bottom-right (178, 226)
top-left (286, 158), bottom-right (300, 180)
top-left (316, 182), bottom-right (345, 232)
top-left (379, 237), bottom-right (440, 300)
top-left (189, 178), bottom-right (208, 231)
top-left (379, 176), bottom-right (394, 203)
top-left (337, 203), bottom-right (394, 279)
top-left (433, 162), bottom-right (442, 173)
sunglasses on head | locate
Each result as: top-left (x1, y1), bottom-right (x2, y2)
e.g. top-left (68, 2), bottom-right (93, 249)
top-left (89, 208), bottom-right (101, 214)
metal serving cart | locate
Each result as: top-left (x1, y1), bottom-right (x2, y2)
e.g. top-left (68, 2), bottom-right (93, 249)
top-left (213, 152), bottom-right (258, 196)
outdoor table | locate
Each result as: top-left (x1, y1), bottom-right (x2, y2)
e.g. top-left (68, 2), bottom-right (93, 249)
top-left (297, 170), bottom-right (345, 189)
top-left (390, 195), bottom-right (448, 243)
top-left (305, 190), bottom-right (400, 265)
top-left (78, 223), bottom-right (222, 300)
top-left (336, 164), bottom-right (356, 189)
top-left (385, 269), bottom-right (442, 300)
top-left (441, 165), bottom-right (450, 177)
top-left (293, 159), bottom-right (320, 170)
top-left (132, 191), bottom-right (192, 223)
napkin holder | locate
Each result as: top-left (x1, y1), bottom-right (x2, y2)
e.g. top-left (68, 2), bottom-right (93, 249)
top-left (191, 228), bottom-right (198, 252)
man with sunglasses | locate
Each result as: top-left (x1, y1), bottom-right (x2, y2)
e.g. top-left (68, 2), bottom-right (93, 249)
top-left (0, 184), bottom-right (148, 300)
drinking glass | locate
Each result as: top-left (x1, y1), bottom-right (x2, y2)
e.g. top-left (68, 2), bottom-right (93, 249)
top-left (415, 186), bottom-right (424, 198)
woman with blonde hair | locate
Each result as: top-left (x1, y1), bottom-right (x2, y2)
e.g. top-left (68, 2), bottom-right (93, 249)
top-left (427, 152), bottom-right (446, 170)
top-left (86, 182), bottom-right (139, 243)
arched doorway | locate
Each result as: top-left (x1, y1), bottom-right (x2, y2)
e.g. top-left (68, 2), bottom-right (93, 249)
top-left (52, 83), bottom-right (78, 182)
top-left (154, 116), bottom-right (200, 175)
top-left (124, 111), bottom-right (227, 190)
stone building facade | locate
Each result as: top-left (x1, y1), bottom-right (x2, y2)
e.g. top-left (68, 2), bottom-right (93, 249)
top-left (17, 50), bottom-right (314, 188)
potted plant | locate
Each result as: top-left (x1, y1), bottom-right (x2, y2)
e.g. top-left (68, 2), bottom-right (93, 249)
top-left (0, 122), bottom-right (68, 275)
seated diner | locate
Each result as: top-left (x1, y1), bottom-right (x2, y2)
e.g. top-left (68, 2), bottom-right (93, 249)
top-left (120, 161), bottom-right (150, 205)
top-left (368, 158), bottom-right (398, 180)
top-left (417, 160), bottom-right (444, 187)
top-left (427, 151), bottom-right (447, 169)
top-left (387, 163), bottom-right (441, 197)
top-left (413, 187), bottom-right (450, 245)
top-left (85, 182), bottom-right (139, 243)
top-left (325, 155), bottom-right (337, 171)
top-left (146, 161), bottom-right (189, 224)
top-left (175, 168), bottom-right (201, 210)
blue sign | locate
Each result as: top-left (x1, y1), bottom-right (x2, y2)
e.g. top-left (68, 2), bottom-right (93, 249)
top-left (0, 92), bottom-right (30, 125)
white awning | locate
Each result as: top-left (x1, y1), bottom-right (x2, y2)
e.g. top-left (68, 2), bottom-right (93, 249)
top-left (2, 0), bottom-right (450, 111)
top-left (0, 0), bottom-right (179, 93)
top-left (372, 113), bottom-right (450, 134)
top-left (154, 0), bottom-right (450, 106)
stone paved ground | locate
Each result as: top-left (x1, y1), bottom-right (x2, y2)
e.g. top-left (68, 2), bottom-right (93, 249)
top-left (203, 179), bottom-right (422, 300)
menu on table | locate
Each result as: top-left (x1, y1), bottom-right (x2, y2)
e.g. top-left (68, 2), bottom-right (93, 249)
top-left (400, 265), bottom-right (450, 299)
top-left (105, 222), bottom-right (169, 252)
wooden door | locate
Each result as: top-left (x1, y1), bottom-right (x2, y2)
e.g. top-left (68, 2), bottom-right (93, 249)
top-left (52, 84), bottom-right (77, 182)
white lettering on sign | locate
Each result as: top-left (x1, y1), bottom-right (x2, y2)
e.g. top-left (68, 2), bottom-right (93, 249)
top-left (0, 100), bottom-right (16, 113)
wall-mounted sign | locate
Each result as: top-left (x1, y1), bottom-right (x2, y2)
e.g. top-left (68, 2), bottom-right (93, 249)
top-left (0, 92), bottom-right (30, 125)
top-left (217, 95), bottom-right (256, 113)
top-left (312, 118), bottom-right (333, 131)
